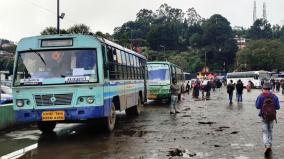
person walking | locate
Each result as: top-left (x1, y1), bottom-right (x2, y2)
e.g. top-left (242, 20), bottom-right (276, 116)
top-left (170, 78), bottom-right (180, 114)
top-left (281, 79), bottom-right (284, 95)
top-left (227, 80), bottom-right (235, 104)
top-left (186, 81), bottom-right (190, 94)
top-left (256, 83), bottom-right (280, 157)
top-left (193, 80), bottom-right (200, 98)
top-left (275, 80), bottom-right (280, 92)
top-left (205, 81), bottom-right (212, 99)
top-left (236, 79), bottom-right (244, 103)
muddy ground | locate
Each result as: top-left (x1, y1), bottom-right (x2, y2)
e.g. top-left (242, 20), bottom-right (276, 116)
top-left (1, 88), bottom-right (284, 159)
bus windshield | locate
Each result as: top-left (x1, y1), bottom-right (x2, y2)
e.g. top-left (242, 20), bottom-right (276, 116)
top-left (14, 49), bottom-right (98, 86)
top-left (148, 64), bottom-right (170, 84)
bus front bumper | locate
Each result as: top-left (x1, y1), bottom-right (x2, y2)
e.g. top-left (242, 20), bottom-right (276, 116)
top-left (15, 106), bottom-right (106, 123)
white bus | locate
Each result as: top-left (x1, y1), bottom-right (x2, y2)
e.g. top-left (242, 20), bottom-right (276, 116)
top-left (226, 71), bottom-right (270, 88)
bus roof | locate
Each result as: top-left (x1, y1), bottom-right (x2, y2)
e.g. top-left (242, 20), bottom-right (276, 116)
top-left (16, 34), bottom-right (146, 59)
top-left (147, 61), bottom-right (181, 68)
top-left (227, 71), bottom-right (269, 75)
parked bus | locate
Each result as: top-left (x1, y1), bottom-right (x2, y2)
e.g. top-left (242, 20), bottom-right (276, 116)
top-left (226, 71), bottom-right (270, 88)
top-left (12, 34), bottom-right (147, 133)
top-left (147, 61), bottom-right (184, 101)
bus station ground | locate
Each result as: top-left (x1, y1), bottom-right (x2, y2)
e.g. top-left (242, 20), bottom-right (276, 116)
top-left (1, 88), bottom-right (284, 159)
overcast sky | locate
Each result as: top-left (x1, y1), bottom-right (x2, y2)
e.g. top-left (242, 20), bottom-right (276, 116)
top-left (0, 0), bottom-right (283, 42)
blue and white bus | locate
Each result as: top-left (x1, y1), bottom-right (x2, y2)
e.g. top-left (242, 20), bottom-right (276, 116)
top-left (12, 34), bottom-right (147, 133)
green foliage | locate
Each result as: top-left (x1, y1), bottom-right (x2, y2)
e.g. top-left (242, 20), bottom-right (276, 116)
top-left (113, 4), bottom-right (203, 51)
top-left (236, 40), bottom-right (284, 71)
top-left (41, 27), bottom-right (67, 35)
top-left (67, 24), bottom-right (93, 35)
top-left (248, 19), bottom-right (272, 40)
top-left (200, 14), bottom-right (238, 71)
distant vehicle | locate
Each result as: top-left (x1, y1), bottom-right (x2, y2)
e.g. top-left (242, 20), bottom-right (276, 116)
top-left (147, 61), bottom-right (184, 101)
top-left (0, 85), bottom-right (12, 104)
top-left (183, 72), bottom-right (191, 90)
top-left (226, 71), bottom-right (270, 88)
top-left (12, 34), bottom-right (147, 133)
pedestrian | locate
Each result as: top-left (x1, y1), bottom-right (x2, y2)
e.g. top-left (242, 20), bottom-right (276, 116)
top-left (193, 80), bottom-right (200, 98)
top-left (201, 80), bottom-right (206, 99)
top-left (236, 79), bottom-right (244, 103)
top-left (271, 79), bottom-right (276, 92)
top-left (212, 79), bottom-right (216, 92)
top-left (256, 83), bottom-right (280, 157)
top-left (227, 80), bottom-right (235, 104)
top-left (186, 81), bottom-right (190, 94)
top-left (170, 78), bottom-right (180, 114)
top-left (205, 81), bottom-right (212, 99)
top-left (275, 80), bottom-right (280, 92)
top-left (281, 79), bottom-right (284, 95)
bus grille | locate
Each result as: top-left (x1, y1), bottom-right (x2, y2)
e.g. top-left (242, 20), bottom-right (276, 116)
top-left (35, 94), bottom-right (73, 106)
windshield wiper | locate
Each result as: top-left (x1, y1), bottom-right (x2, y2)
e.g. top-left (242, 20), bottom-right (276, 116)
top-left (29, 48), bottom-right (46, 65)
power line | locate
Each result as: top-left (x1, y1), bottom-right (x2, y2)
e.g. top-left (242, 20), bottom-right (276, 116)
top-left (24, 0), bottom-right (79, 25)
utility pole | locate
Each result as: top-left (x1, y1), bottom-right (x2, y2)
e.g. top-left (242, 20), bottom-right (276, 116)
top-left (57, 0), bottom-right (60, 34)
top-left (57, 0), bottom-right (65, 34)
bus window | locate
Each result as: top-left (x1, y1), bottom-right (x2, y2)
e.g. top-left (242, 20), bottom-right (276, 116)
top-left (101, 45), bottom-right (108, 79)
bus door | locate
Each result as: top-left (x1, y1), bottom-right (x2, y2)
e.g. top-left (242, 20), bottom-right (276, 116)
top-left (102, 45), bottom-right (111, 113)
top-left (143, 61), bottom-right (148, 103)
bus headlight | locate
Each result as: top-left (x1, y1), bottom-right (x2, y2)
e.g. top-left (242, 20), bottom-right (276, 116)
top-left (16, 99), bottom-right (24, 107)
top-left (86, 97), bottom-right (94, 104)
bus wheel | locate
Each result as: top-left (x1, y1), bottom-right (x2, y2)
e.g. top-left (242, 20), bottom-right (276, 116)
top-left (38, 122), bottom-right (56, 133)
top-left (103, 102), bottom-right (116, 132)
top-left (126, 95), bottom-right (143, 116)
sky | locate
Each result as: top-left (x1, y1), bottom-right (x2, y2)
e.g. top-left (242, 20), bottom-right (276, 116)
top-left (0, 0), bottom-right (283, 42)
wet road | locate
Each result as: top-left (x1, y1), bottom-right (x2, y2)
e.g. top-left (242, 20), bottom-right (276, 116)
top-left (1, 88), bottom-right (284, 159)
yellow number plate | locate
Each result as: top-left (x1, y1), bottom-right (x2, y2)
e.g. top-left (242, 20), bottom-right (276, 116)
top-left (148, 94), bottom-right (157, 99)
top-left (42, 111), bottom-right (65, 121)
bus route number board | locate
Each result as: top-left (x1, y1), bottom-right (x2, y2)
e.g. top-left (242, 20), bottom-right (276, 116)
top-left (42, 111), bottom-right (65, 121)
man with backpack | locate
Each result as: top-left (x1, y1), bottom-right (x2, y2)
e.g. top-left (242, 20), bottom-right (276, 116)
top-left (227, 80), bottom-right (235, 104)
top-left (236, 79), bottom-right (244, 103)
top-left (256, 83), bottom-right (280, 157)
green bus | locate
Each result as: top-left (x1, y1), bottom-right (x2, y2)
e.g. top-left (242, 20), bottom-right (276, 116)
top-left (147, 61), bottom-right (184, 101)
top-left (12, 34), bottom-right (147, 133)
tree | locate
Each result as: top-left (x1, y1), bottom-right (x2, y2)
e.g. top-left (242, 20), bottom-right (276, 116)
top-left (67, 24), bottom-right (93, 35)
top-left (201, 14), bottom-right (238, 71)
top-left (236, 40), bottom-right (284, 71)
top-left (185, 8), bottom-right (203, 26)
top-left (41, 27), bottom-right (67, 35)
top-left (248, 19), bottom-right (272, 40)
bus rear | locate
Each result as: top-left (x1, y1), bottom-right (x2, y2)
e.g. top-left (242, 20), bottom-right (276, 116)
top-left (147, 62), bottom-right (171, 100)
top-left (13, 35), bottom-right (109, 132)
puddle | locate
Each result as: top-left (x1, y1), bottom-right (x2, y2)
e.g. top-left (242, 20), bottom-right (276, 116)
top-left (6, 130), bottom-right (41, 140)
top-left (198, 122), bottom-right (216, 125)
top-left (183, 108), bottom-right (191, 111)
top-left (215, 126), bottom-right (230, 132)
top-left (230, 131), bottom-right (239, 134)
top-left (167, 148), bottom-right (196, 158)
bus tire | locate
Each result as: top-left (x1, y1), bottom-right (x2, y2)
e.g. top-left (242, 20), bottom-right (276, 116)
top-left (102, 102), bottom-right (116, 132)
top-left (38, 122), bottom-right (56, 133)
top-left (126, 95), bottom-right (143, 116)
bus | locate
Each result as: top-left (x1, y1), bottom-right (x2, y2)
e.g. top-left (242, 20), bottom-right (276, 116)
top-left (147, 61), bottom-right (184, 101)
top-left (226, 71), bottom-right (270, 88)
top-left (12, 34), bottom-right (147, 133)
